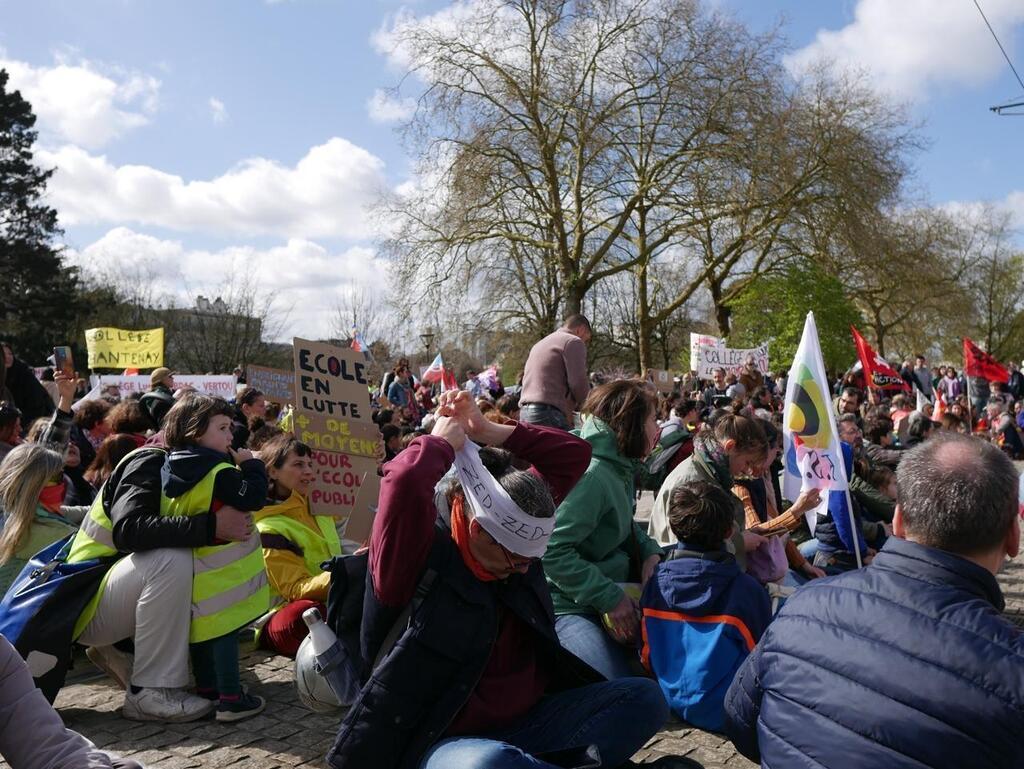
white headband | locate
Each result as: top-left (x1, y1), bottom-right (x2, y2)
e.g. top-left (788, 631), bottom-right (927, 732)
top-left (453, 441), bottom-right (554, 559)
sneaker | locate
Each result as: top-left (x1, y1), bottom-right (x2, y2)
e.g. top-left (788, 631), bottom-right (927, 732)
top-left (216, 692), bottom-right (266, 722)
top-left (123, 687), bottom-right (215, 723)
top-left (196, 684), bottom-right (248, 701)
top-left (86, 645), bottom-right (134, 690)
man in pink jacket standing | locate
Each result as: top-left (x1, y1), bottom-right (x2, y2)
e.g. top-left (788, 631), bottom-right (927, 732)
top-left (519, 315), bottom-right (592, 430)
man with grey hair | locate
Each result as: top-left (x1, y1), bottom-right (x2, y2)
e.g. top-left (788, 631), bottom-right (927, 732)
top-left (327, 390), bottom-right (667, 769)
top-left (725, 432), bottom-right (1023, 769)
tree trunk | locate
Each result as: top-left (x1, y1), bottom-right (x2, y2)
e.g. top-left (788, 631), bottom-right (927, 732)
top-left (637, 259), bottom-right (652, 371)
top-left (709, 280), bottom-right (732, 337)
top-left (562, 282), bottom-right (584, 319)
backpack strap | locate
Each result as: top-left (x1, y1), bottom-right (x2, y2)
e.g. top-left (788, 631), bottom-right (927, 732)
top-left (371, 567), bottom-right (437, 671)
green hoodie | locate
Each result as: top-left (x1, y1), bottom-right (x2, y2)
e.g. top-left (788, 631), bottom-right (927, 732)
top-left (543, 416), bottom-right (664, 616)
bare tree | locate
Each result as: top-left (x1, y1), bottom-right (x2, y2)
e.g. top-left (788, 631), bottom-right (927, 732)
top-left (331, 283), bottom-right (389, 344)
top-left (383, 0), bottom-right (771, 329)
top-left (826, 207), bottom-right (973, 359)
top-left (163, 271), bottom-right (288, 373)
top-left (962, 206), bottom-right (1024, 360)
top-left (379, 0), bottom-right (921, 370)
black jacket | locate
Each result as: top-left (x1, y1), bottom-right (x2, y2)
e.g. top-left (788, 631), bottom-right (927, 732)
top-left (105, 449), bottom-right (215, 552)
top-left (139, 385), bottom-right (174, 429)
top-left (4, 357), bottom-right (54, 425)
top-left (326, 522), bottom-right (602, 769)
top-left (161, 446), bottom-right (268, 512)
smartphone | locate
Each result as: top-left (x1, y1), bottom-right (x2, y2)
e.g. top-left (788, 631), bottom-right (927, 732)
top-left (53, 346), bottom-right (74, 378)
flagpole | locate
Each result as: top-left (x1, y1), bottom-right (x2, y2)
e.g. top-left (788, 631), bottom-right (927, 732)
top-left (844, 487), bottom-right (864, 569)
top-left (966, 373), bottom-right (975, 432)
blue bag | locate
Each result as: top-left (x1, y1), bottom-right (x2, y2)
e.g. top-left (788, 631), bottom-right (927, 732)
top-left (0, 534), bottom-right (114, 702)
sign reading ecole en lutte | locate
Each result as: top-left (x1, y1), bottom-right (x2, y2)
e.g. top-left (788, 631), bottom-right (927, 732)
top-left (85, 327), bottom-right (164, 369)
top-left (292, 338), bottom-right (381, 542)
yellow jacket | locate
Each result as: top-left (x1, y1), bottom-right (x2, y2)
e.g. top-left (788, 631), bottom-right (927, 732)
top-left (254, 490), bottom-right (340, 603)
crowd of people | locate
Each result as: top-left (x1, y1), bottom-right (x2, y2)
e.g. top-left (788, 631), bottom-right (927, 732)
top-left (0, 322), bottom-right (1021, 769)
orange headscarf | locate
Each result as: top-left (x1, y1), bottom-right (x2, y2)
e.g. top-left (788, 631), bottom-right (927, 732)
top-left (450, 496), bottom-right (499, 582)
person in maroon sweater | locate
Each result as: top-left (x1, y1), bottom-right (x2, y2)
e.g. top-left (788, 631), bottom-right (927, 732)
top-left (348, 391), bottom-right (667, 769)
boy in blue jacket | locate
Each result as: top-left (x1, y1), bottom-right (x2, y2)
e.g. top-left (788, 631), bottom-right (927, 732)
top-left (640, 480), bottom-right (771, 731)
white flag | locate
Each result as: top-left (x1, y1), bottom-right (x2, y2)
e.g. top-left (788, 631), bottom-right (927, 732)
top-left (782, 312), bottom-right (851, 535)
top-left (915, 388), bottom-right (931, 413)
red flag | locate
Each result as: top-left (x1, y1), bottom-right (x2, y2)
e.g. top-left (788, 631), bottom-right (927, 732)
top-left (850, 326), bottom-right (909, 391)
top-left (963, 338), bottom-right (1009, 383)
top-left (934, 389), bottom-right (947, 421)
top-left (441, 368), bottom-right (459, 392)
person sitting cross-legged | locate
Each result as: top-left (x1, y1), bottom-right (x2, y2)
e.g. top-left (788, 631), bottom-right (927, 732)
top-left (326, 390), bottom-right (668, 769)
top-left (641, 481), bottom-right (771, 732)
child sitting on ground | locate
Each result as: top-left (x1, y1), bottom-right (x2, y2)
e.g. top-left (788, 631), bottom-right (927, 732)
top-left (640, 480), bottom-right (771, 732)
top-left (161, 394), bottom-right (270, 721)
top-left (865, 465), bottom-right (897, 501)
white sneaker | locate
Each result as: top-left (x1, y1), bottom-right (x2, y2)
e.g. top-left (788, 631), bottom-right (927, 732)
top-left (86, 645), bottom-right (133, 690)
top-left (123, 687), bottom-right (215, 723)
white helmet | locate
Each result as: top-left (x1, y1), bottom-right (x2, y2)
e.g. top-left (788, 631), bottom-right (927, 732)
top-left (294, 634), bottom-right (344, 713)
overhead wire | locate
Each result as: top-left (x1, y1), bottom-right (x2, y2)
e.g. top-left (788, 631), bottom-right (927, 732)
top-left (972, 0), bottom-right (1024, 93)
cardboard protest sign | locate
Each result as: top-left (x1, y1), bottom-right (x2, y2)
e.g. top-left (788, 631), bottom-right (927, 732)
top-left (97, 375), bottom-right (236, 398)
top-left (308, 450), bottom-right (381, 545)
top-left (292, 338), bottom-right (379, 456)
top-left (293, 338), bottom-right (382, 525)
top-left (85, 327), bottom-right (164, 369)
top-left (647, 369), bottom-right (675, 393)
top-left (246, 365), bottom-right (294, 404)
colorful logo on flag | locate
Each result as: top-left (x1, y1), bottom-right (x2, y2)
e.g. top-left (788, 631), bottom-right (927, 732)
top-left (785, 364), bottom-right (833, 450)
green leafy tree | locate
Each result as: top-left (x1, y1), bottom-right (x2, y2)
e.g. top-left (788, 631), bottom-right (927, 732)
top-left (728, 261), bottom-right (863, 372)
top-left (0, 69), bottom-right (82, 362)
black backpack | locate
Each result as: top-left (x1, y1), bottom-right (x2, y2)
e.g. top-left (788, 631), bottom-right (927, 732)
top-left (322, 525), bottom-right (448, 683)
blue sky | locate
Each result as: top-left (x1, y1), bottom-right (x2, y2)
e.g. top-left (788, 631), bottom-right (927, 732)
top-left (2, 0), bottom-right (1022, 340)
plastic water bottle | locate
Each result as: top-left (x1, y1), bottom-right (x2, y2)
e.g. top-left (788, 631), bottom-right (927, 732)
top-left (302, 607), bottom-right (360, 705)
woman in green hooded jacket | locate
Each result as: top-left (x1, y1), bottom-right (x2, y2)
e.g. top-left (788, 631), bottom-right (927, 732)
top-left (543, 379), bottom-right (664, 679)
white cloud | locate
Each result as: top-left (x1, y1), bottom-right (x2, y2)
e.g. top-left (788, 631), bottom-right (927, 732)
top-left (0, 51), bottom-right (160, 148)
top-left (1002, 190), bottom-right (1024, 226)
top-left (785, 0), bottom-right (1024, 100)
top-left (372, 1), bottom-right (517, 72)
top-left (68, 227), bottom-right (389, 339)
top-left (366, 88), bottom-right (414, 123)
top-left (940, 191), bottom-right (1024, 232)
top-left (39, 137), bottom-right (387, 240)
top-left (208, 96), bottom-right (228, 125)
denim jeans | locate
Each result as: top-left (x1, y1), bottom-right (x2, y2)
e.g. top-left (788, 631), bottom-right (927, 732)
top-left (419, 678), bottom-right (668, 769)
top-left (554, 614), bottom-right (638, 681)
top-left (519, 403), bottom-right (571, 431)
top-left (797, 538), bottom-right (819, 561)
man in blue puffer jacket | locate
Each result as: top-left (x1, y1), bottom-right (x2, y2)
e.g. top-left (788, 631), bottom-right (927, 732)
top-left (724, 432), bottom-right (1023, 769)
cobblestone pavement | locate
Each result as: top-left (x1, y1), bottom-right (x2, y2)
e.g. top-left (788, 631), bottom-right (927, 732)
top-left (5, 554), bottom-right (1022, 769)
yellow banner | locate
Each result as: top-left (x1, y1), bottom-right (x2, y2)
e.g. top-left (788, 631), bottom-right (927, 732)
top-left (85, 327), bottom-right (164, 369)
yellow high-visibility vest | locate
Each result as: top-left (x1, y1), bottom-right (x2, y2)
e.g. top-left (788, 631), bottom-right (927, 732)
top-left (254, 490), bottom-right (342, 599)
top-left (68, 450), bottom-right (269, 643)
